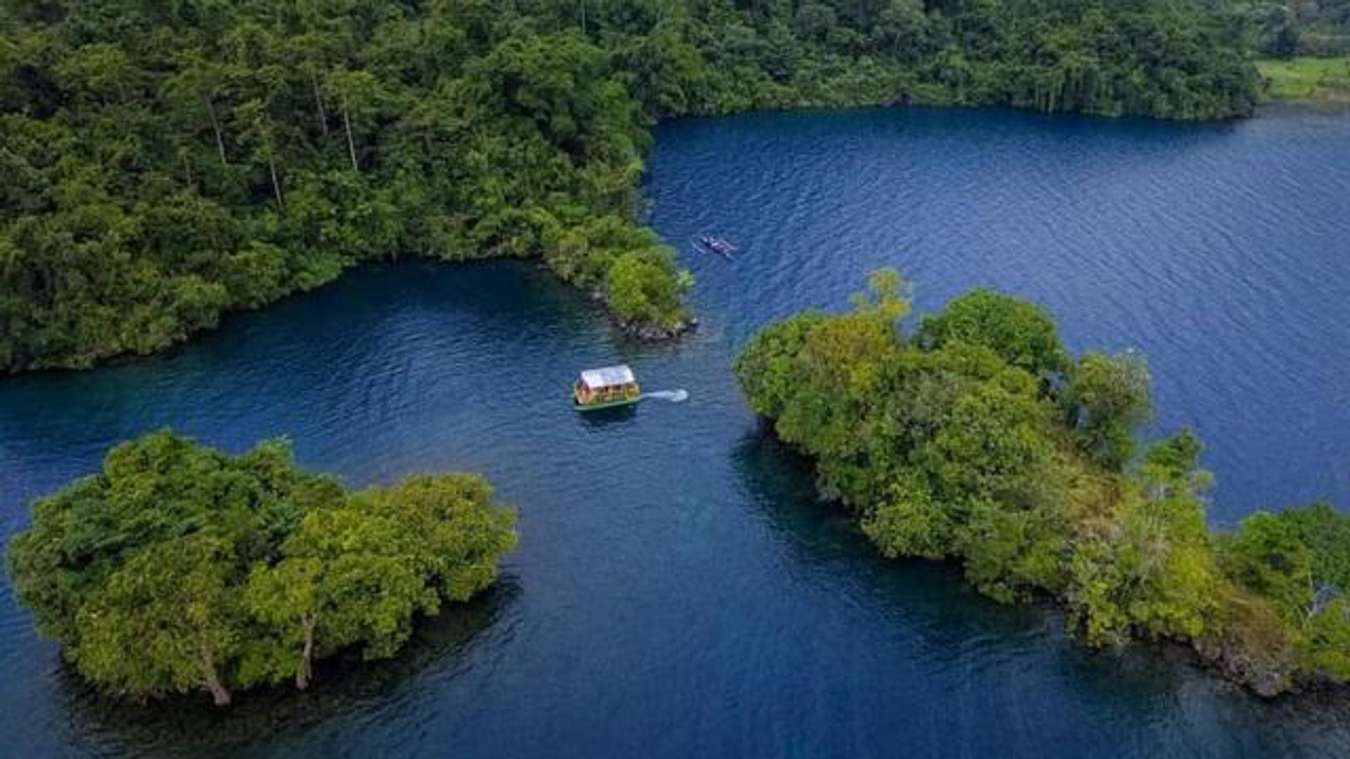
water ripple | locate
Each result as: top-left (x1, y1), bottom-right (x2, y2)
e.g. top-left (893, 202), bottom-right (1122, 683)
top-left (0, 108), bottom-right (1348, 757)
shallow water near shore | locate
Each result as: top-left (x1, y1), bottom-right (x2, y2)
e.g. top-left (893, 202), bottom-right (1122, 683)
top-left (2, 107), bottom-right (1350, 757)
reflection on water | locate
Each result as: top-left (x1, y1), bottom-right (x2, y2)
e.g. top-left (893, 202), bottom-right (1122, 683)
top-left (576, 404), bottom-right (640, 430)
top-left (728, 429), bottom-right (1350, 757)
top-left (56, 580), bottom-right (519, 757)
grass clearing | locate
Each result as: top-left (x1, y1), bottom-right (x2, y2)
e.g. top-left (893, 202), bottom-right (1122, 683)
top-left (1256, 57), bottom-right (1350, 103)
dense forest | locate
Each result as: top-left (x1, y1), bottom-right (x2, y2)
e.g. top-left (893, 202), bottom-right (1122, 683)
top-left (5, 431), bottom-right (518, 705)
top-left (1, 0), bottom-right (1263, 373)
top-left (1234, 0), bottom-right (1350, 56)
top-left (736, 271), bottom-right (1350, 696)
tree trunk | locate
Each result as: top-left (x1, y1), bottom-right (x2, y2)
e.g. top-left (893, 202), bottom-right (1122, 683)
top-left (202, 95), bottom-right (227, 166)
top-left (180, 150), bottom-right (194, 190)
top-left (310, 69), bottom-right (328, 137)
top-left (205, 674), bottom-right (232, 706)
top-left (198, 642), bottom-right (232, 706)
top-left (296, 614), bottom-right (316, 690)
top-left (268, 152), bottom-right (284, 209)
top-left (341, 92), bottom-right (359, 172)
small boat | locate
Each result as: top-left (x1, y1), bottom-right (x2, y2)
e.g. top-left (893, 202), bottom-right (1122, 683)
top-left (697, 235), bottom-right (737, 257)
top-left (572, 364), bottom-right (642, 411)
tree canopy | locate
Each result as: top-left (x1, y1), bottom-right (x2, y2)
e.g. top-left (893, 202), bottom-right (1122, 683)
top-left (1230, 0), bottom-right (1350, 57)
top-left (736, 269), bottom-right (1350, 696)
top-left (5, 431), bottom-right (518, 705)
top-left (1, 0), bottom-right (1262, 373)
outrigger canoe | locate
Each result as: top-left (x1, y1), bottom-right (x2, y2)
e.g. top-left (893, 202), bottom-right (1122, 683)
top-left (697, 235), bottom-right (737, 257)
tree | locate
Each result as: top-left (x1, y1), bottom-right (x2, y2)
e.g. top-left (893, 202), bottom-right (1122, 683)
top-left (161, 50), bottom-right (234, 166)
top-left (1061, 351), bottom-right (1152, 470)
top-left (74, 535), bottom-right (243, 705)
top-left (244, 557), bottom-right (324, 690)
top-left (849, 266), bottom-right (912, 321)
top-left (245, 474), bottom-right (519, 691)
top-left (917, 289), bottom-right (1068, 379)
top-left (325, 69), bottom-right (384, 172)
top-left (1224, 504), bottom-right (1350, 627)
top-left (862, 473), bottom-right (951, 560)
top-left (874, 0), bottom-right (929, 60)
top-left (1139, 428), bottom-right (1213, 500)
top-left (361, 474), bottom-right (520, 602)
top-left (605, 248), bottom-right (689, 329)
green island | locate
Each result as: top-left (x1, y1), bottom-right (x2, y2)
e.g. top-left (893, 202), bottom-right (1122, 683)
top-left (4, 431), bottom-right (518, 706)
top-left (0, 0), bottom-right (1270, 373)
top-left (735, 270), bottom-right (1350, 697)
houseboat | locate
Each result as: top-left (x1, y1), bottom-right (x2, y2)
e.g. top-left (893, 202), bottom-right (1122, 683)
top-left (573, 365), bottom-right (642, 411)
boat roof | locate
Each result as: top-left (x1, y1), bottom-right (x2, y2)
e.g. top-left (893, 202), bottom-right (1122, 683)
top-left (579, 365), bottom-right (636, 388)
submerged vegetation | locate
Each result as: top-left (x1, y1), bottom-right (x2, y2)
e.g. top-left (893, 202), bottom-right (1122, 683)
top-left (0, 0), bottom-right (1263, 373)
top-left (735, 270), bottom-right (1350, 696)
top-left (5, 431), bottom-right (518, 705)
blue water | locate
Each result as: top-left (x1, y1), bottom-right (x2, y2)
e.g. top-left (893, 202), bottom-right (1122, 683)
top-left (2, 107), bottom-right (1349, 757)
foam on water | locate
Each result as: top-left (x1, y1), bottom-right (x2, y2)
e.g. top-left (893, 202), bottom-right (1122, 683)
top-left (642, 389), bottom-right (690, 403)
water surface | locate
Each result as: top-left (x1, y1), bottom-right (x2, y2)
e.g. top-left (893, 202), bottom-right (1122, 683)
top-left (2, 107), bottom-right (1349, 757)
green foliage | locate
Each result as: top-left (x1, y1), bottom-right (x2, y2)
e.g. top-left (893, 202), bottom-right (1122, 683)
top-left (1223, 512), bottom-right (1314, 615)
top-left (605, 247), bottom-right (691, 330)
top-left (1238, 0), bottom-right (1350, 57)
top-left (76, 534), bottom-right (243, 705)
top-left (1, 0), bottom-right (1261, 372)
top-left (1304, 599), bottom-right (1350, 680)
top-left (5, 431), bottom-right (517, 705)
top-left (918, 289), bottom-right (1068, 379)
top-left (863, 474), bottom-right (951, 561)
top-left (732, 309), bottom-right (829, 420)
top-left (736, 271), bottom-right (1347, 695)
top-left (1220, 502), bottom-right (1350, 683)
top-left (0, 4), bottom-right (688, 372)
top-left (1062, 351), bottom-right (1152, 470)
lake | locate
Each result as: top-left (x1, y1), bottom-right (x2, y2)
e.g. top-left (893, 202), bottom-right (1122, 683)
top-left (2, 106), bottom-right (1348, 757)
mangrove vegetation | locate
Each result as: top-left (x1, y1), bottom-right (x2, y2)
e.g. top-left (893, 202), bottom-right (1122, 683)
top-left (5, 431), bottom-right (518, 705)
top-left (735, 270), bottom-right (1350, 696)
top-left (1, 0), bottom-right (1265, 373)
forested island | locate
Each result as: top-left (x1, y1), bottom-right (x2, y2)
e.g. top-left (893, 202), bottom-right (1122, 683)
top-left (5, 431), bottom-right (518, 706)
top-left (0, 0), bottom-right (1273, 373)
top-left (735, 271), bottom-right (1350, 697)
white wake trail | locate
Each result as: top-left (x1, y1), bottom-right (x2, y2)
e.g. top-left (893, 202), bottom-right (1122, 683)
top-left (640, 389), bottom-right (689, 403)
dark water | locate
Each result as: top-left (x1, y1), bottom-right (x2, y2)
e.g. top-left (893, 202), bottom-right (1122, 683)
top-left (2, 107), bottom-right (1349, 757)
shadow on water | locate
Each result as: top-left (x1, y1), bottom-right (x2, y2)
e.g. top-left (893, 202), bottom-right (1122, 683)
top-left (575, 404), bottom-right (640, 430)
top-left (53, 579), bottom-right (522, 758)
top-left (729, 427), bottom-right (1048, 639)
top-left (0, 261), bottom-right (589, 445)
top-left (725, 426), bottom-right (1346, 726)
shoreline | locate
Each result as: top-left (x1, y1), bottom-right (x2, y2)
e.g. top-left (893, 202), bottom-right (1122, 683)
top-left (6, 98), bottom-right (1339, 381)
